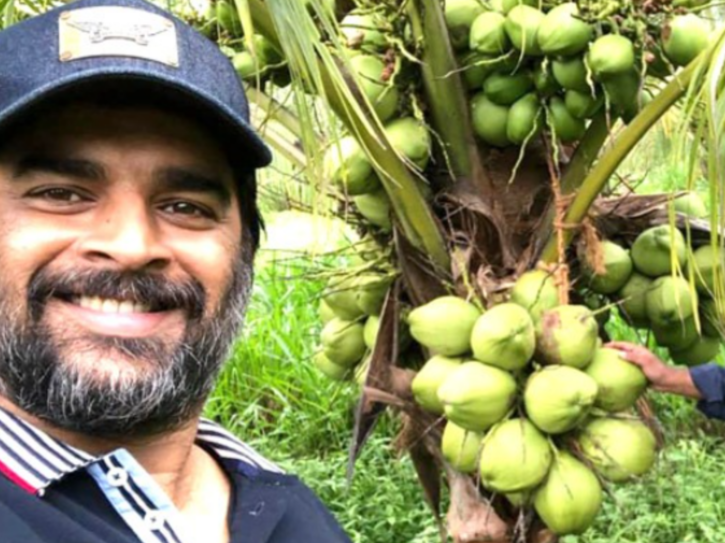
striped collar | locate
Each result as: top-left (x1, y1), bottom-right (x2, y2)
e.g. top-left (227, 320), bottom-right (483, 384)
top-left (0, 406), bottom-right (281, 495)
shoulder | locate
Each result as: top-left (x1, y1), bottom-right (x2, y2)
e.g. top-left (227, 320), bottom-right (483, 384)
top-left (196, 418), bottom-right (283, 473)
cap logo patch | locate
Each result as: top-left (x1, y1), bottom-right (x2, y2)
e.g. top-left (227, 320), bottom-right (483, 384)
top-left (58, 7), bottom-right (179, 67)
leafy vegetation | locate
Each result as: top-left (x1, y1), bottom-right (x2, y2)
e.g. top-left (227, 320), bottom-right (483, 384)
top-left (207, 247), bottom-right (725, 543)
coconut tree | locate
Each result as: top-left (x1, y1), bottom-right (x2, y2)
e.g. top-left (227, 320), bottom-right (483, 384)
top-left (5, 0), bottom-right (725, 540)
top-left (194, 1), bottom-right (725, 541)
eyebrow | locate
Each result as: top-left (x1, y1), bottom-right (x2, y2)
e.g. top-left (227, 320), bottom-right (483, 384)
top-left (12, 155), bottom-right (233, 209)
top-left (155, 167), bottom-right (233, 210)
top-left (13, 156), bottom-right (105, 181)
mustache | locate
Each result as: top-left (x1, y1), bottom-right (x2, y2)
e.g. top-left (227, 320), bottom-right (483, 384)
top-left (26, 268), bottom-right (206, 321)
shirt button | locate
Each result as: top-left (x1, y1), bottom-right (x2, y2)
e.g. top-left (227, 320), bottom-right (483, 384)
top-left (145, 510), bottom-right (166, 531)
top-left (106, 467), bottom-right (128, 487)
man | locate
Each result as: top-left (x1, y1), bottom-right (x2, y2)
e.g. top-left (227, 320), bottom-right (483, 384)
top-left (0, 0), bottom-right (352, 542)
top-left (610, 341), bottom-right (725, 420)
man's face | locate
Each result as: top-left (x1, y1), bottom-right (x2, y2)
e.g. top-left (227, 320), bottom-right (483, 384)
top-left (0, 102), bottom-right (251, 438)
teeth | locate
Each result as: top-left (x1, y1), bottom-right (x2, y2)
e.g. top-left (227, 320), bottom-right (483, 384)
top-left (78, 296), bottom-right (151, 314)
top-left (118, 301), bottom-right (134, 314)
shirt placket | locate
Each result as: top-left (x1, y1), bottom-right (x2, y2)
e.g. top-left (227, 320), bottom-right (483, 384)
top-left (86, 448), bottom-right (188, 543)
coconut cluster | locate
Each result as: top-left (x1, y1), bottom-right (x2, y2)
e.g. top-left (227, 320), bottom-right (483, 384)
top-left (314, 268), bottom-right (404, 384)
top-left (448, 0), bottom-right (713, 148)
top-left (581, 217), bottom-right (725, 366)
top-left (406, 271), bottom-right (656, 536)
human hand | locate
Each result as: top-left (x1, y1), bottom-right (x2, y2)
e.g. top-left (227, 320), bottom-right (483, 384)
top-left (605, 341), bottom-right (672, 391)
top-left (605, 341), bottom-right (702, 398)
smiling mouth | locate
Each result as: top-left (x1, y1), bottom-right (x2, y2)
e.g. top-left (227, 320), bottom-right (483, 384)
top-left (49, 295), bottom-right (185, 338)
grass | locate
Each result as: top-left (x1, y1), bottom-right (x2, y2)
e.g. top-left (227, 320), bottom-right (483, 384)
top-left (206, 227), bottom-right (725, 543)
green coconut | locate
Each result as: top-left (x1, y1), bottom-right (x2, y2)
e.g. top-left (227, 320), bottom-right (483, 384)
top-left (537, 3), bottom-right (592, 56)
top-left (319, 299), bottom-right (337, 324)
top-left (321, 318), bottom-right (366, 368)
top-left (354, 189), bottom-right (392, 232)
top-left (354, 274), bottom-right (393, 315)
top-left (691, 245), bottom-right (725, 295)
top-left (602, 69), bottom-right (641, 110)
top-left (471, 93), bottom-right (511, 147)
top-left (460, 52), bottom-right (498, 90)
top-left (408, 296), bottom-right (481, 356)
top-left (354, 353), bottom-right (371, 385)
top-left (232, 51), bottom-right (267, 80)
top-left (549, 96), bottom-right (586, 143)
top-left (470, 303), bottom-right (536, 370)
top-left (524, 365), bottom-right (598, 434)
top-left (617, 272), bottom-right (653, 326)
top-left (216, 0), bottom-right (242, 35)
top-left (551, 56), bottom-right (589, 92)
top-left (584, 240), bottom-right (633, 294)
top-left (619, 87), bottom-right (653, 125)
top-left (534, 451), bottom-right (603, 535)
top-left (340, 12), bottom-right (389, 51)
top-left (442, 421), bottom-right (483, 473)
top-left (583, 292), bottom-right (611, 328)
top-left (673, 192), bottom-right (708, 218)
top-left (504, 491), bottom-right (531, 507)
top-left (663, 14), bottom-right (711, 68)
top-left (479, 419), bottom-right (553, 493)
top-left (324, 136), bottom-right (373, 195)
top-left (700, 298), bottom-right (725, 339)
top-left (445, 0), bottom-right (487, 50)
top-left (536, 305), bottom-right (599, 368)
top-left (483, 71), bottom-right (534, 105)
top-left (323, 276), bottom-right (365, 321)
top-left (363, 315), bottom-right (380, 349)
top-left (349, 54), bottom-right (399, 123)
top-left (500, 0), bottom-right (537, 14)
top-left (313, 352), bottom-right (353, 381)
top-left (385, 117), bottom-right (432, 169)
top-left (588, 34), bottom-right (635, 79)
top-left (411, 355), bottom-right (464, 414)
top-left (669, 336), bottom-right (722, 366)
top-left (631, 225), bottom-right (687, 277)
top-left (651, 317), bottom-right (699, 350)
top-left (437, 362), bottom-right (517, 432)
top-left (510, 269), bottom-right (560, 322)
top-left (645, 275), bottom-right (694, 327)
top-left (533, 64), bottom-right (561, 97)
top-left (506, 93), bottom-right (543, 145)
top-left (470, 12), bottom-right (510, 55)
top-left (584, 348), bottom-right (647, 412)
top-left (578, 418), bottom-right (657, 482)
top-left (564, 89), bottom-right (603, 120)
top-left (504, 5), bottom-right (544, 56)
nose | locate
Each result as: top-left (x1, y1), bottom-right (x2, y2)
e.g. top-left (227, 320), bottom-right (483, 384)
top-left (76, 197), bottom-right (172, 271)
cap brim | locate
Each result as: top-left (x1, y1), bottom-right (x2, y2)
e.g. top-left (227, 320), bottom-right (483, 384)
top-left (0, 69), bottom-right (273, 169)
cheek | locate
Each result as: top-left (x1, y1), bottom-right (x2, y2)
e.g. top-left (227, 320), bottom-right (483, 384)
top-left (0, 215), bottom-right (75, 299)
top-left (168, 228), bottom-right (243, 312)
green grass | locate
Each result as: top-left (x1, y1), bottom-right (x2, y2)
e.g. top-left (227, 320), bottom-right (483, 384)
top-left (206, 251), bottom-right (725, 543)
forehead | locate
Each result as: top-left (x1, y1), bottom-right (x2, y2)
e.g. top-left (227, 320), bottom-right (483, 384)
top-left (1, 102), bottom-right (235, 181)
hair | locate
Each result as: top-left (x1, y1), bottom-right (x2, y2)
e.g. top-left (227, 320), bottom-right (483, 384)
top-left (0, 78), bottom-right (264, 251)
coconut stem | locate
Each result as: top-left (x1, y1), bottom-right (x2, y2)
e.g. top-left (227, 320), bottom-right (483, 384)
top-left (540, 54), bottom-right (705, 264)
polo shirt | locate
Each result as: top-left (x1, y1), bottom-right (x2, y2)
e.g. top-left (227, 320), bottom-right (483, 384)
top-left (691, 363), bottom-right (725, 420)
top-left (0, 407), bottom-right (352, 543)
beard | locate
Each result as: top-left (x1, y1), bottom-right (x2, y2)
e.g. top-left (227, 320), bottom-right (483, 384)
top-left (0, 242), bottom-right (253, 440)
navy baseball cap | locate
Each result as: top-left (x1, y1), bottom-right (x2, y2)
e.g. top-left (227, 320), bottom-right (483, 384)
top-left (0, 0), bottom-right (272, 169)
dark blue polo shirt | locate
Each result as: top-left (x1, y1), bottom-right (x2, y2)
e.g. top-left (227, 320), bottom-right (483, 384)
top-left (691, 363), bottom-right (725, 420)
top-left (0, 408), bottom-right (351, 543)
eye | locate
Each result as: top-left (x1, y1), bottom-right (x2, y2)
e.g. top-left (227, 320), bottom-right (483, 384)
top-left (161, 201), bottom-right (215, 219)
top-left (30, 187), bottom-right (85, 203)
